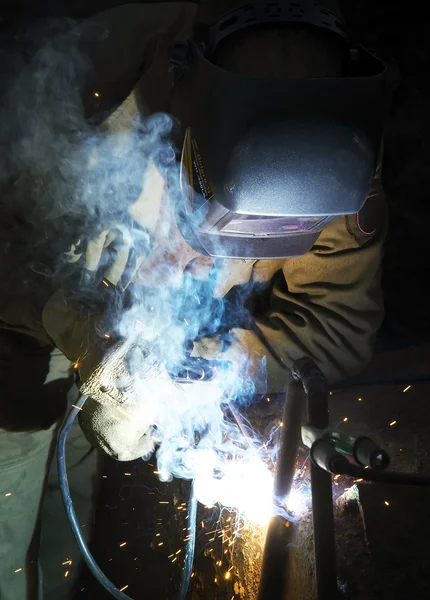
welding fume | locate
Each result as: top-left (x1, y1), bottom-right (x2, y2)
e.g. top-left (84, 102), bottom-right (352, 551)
top-left (0, 1), bottom-right (387, 599)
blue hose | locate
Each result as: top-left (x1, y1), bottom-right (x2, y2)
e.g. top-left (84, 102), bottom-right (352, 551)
top-left (57, 395), bottom-right (133, 600)
top-left (57, 394), bottom-right (197, 600)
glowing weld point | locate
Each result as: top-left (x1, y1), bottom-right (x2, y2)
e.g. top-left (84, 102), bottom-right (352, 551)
top-left (403, 385), bottom-right (411, 393)
top-left (389, 420), bottom-right (397, 427)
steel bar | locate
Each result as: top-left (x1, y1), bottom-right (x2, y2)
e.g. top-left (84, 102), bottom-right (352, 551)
top-left (257, 378), bottom-right (305, 600)
top-left (305, 368), bottom-right (338, 600)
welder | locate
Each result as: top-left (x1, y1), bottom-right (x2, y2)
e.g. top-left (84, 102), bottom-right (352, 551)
top-left (0, 1), bottom-right (386, 598)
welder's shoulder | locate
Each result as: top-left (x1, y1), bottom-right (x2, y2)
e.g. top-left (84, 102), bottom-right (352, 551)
top-left (316, 181), bottom-right (388, 254)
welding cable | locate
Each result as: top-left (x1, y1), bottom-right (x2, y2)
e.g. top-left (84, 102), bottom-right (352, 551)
top-left (178, 481), bottom-right (198, 600)
top-left (57, 395), bottom-right (133, 600)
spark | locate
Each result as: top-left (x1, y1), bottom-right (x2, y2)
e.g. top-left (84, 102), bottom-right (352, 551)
top-left (334, 474), bottom-right (340, 480)
top-left (168, 554), bottom-right (175, 559)
top-left (343, 417), bottom-right (348, 423)
top-left (104, 333), bottom-right (111, 339)
top-left (14, 568), bottom-right (22, 573)
top-left (225, 571), bottom-right (231, 580)
top-left (358, 397), bottom-right (362, 402)
top-left (5, 493), bottom-right (12, 497)
top-left (155, 533), bottom-right (161, 537)
top-left (403, 385), bottom-right (411, 393)
top-left (266, 397), bottom-right (271, 402)
top-left (119, 542), bottom-right (127, 547)
top-left (175, 550), bottom-right (182, 555)
top-left (159, 501), bottom-right (169, 505)
top-left (389, 420), bottom-right (397, 427)
top-left (64, 571), bottom-right (69, 578)
top-left (62, 560), bottom-right (72, 566)
top-left (120, 585), bottom-right (129, 592)
top-left (94, 92), bottom-right (100, 98)
top-left (124, 472), bottom-right (132, 476)
top-left (158, 543), bottom-right (164, 547)
top-left (102, 279), bottom-right (109, 286)
top-left (384, 501), bottom-right (390, 506)
top-left (172, 557), bottom-right (178, 563)
top-left (102, 476), bottom-right (107, 479)
top-left (184, 318), bottom-right (189, 326)
top-left (280, 422), bottom-right (284, 427)
top-left (71, 404), bottom-right (83, 411)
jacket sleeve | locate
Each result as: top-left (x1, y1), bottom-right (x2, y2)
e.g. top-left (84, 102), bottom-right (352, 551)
top-left (226, 180), bottom-right (387, 390)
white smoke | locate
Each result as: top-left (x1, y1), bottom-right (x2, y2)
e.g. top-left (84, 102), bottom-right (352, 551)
top-left (0, 21), bottom-right (307, 522)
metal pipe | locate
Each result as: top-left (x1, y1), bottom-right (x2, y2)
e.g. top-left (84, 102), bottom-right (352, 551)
top-left (257, 378), bottom-right (305, 600)
top-left (305, 371), bottom-right (338, 600)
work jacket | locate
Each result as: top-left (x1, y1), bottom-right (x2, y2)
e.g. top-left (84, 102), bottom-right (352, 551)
top-left (0, 3), bottom-right (387, 397)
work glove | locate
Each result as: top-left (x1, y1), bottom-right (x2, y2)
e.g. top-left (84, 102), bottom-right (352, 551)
top-left (42, 289), bottom-right (169, 460)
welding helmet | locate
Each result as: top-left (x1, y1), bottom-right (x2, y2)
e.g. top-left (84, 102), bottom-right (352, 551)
top-left (168, 0), bottom-right (386, 259)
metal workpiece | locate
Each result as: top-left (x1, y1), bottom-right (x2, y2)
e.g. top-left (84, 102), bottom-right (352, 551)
top-left (258, 378), bottom-right (305, 600)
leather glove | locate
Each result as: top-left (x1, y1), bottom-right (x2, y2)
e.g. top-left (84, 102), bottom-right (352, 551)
top-left (42, 289), bottom-right (170, 460)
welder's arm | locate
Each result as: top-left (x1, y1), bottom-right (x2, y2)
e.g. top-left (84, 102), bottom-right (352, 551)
top-left (242, 183), bottom-right (387, 389)
top-left (193, 182), bottom-right (387, 390)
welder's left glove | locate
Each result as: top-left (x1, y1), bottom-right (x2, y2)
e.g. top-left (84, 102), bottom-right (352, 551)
top-left (77, 337), bottom-right (185, 461)
top-left (42, 290), bottom-right (166, 461)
